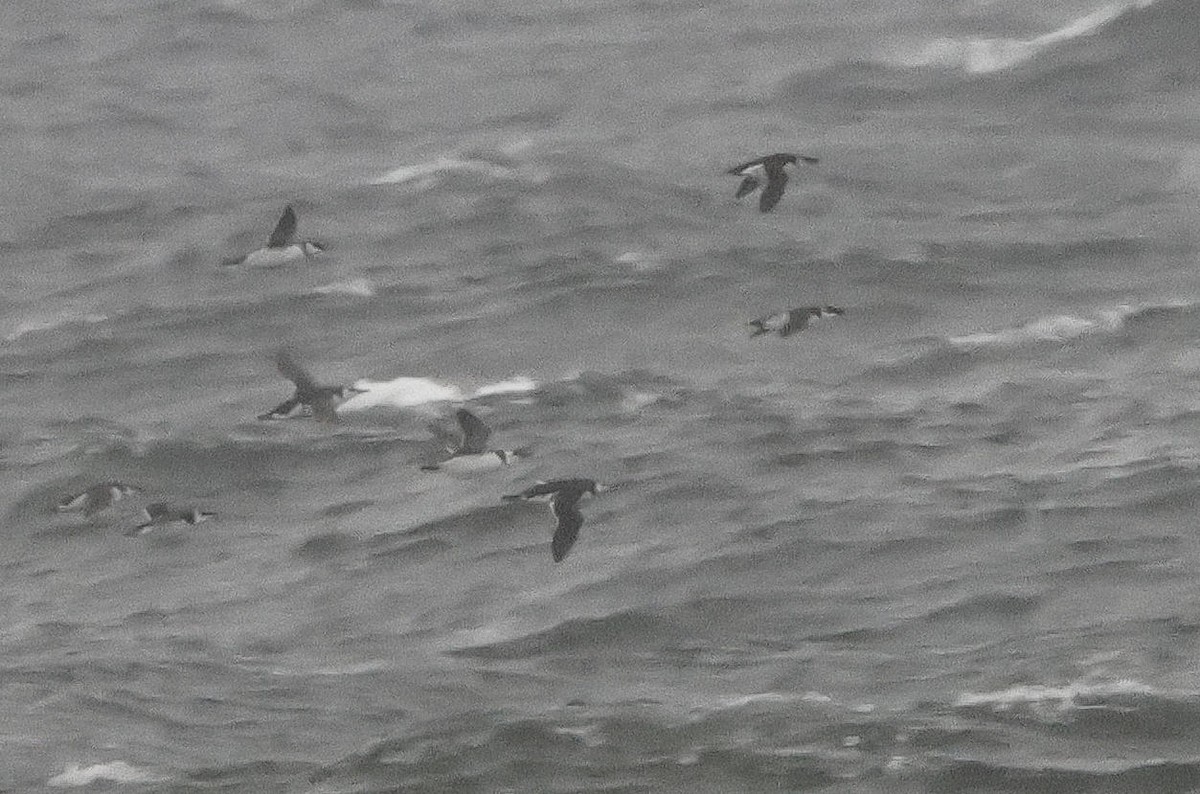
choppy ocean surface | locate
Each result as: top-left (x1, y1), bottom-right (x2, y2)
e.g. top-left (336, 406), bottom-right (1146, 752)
top-left (3, 0), bottom-right (1200, 790)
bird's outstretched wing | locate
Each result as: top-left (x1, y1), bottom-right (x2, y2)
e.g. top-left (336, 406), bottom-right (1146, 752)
top-left (734, 177), bottom-right (759, 199)
top-left (456, 409), bottom-right (492, 454)
top-left (311, 393), bottom-right (338, 424)
top-left (267, 206), bottom-right (297, 248)
top-left (505, 480), bottom-right (567, 500)
top-left (274, 349), bottom-right (319, 392)
top-left (759, 171), bottom-right (788, 212)
top-left (776, 313), bottom-right (801, 337)
top-left (550, 498), bottom-right (583, 562)
top-left (728, 158), bottom-right (763, 175)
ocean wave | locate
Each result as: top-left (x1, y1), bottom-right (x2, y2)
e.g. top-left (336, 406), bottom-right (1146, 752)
top-left (348, 369), bottom-right (671, 417)
top-left (891, 1), bottom-right (1158, 74)
top-left (473, 375), bottom-right (539, 397)
top-left (369, 144), bottom-right (546, 189)
top-left (863, 300), bottom-right (1198, 381)
top-left (48, 761), bottom-right (169, 787)
top-left (310, 699), bottom-right (875, 791)
top-left (930, 757), bottom-right (1200, 793)
top-left (953, 678), bottom-right (1199, 728)
top-left (921, 593), bottom-right (1041, 624)
top-left (448, 610), bottom-right (681, 660)
top-left (310, 277), bottom-right (376, 297)
top-left (946, 308), bottom-right (1131, 351)
top-left (3, 311), bottom-right (109, 342)
top-left (347, 373), bottom-right (539, 410)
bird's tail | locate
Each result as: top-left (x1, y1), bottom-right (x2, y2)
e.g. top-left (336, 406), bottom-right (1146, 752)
top-left (749, 321), bottom-right (769, 337)
top-left (501, 494), bottom-right (524, 502)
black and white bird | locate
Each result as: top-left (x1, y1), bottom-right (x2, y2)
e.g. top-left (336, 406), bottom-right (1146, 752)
top-left (420, 409), bottom-right (526, 473)
top-left (502, 478), bottom-right (609, 562)
top-left (258, 349), bottom-right (366, 423)
top-left (728, 153), bottom-right (819, 212)
top-left (749, 306), bottom-right (844, 338)
top-left (57, 482), bottom-right (141, 518)
top-left (126, 502), bottom-right (216, 535)
top-left (224, 205), bottom-right (324, 267)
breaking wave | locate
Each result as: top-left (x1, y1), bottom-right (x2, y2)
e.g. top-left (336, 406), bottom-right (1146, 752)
top-left (892, 0), bottom-right (1160, 74)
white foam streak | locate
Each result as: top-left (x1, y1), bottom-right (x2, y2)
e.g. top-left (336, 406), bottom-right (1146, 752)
top-left (370, 156), bottom-right (521, 187)
top-left (956, 679), bottom-right (1159, 710)
top-left (48, 761), bottom-right (168, 787)
top-left (949, 304), bottom-right (1145, 350)
top-left (473, 376), bottom-right (538, 397)
top-left (899, 0), bottom-right (1158, 73)
top-left (347, 377), bottom-right (464, 409)
top-left (4, 312), bottom-right (108, 342)
top-left (346, 374), bottom-right (538, 410)
top-left (311, 277), bottom-right (375, 297)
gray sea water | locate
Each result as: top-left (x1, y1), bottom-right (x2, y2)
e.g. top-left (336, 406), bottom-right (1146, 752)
top-left (3, 0), bottom-right (1200, 790)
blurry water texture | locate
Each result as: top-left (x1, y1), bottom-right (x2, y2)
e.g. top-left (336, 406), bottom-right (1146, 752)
top-left (2, 0), bottom-right (1200, 790)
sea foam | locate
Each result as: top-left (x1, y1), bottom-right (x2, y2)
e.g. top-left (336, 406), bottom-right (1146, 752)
top-left (48, 761), bottom-right (168, 787)
top-left (893, 0), bottom-right (1159, 73)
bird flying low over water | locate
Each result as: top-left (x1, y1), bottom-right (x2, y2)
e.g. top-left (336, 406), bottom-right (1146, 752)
top-left (126, 503), bottom-right (216, 535)
top-left (749, 306), bottom-right (844, 338)
top-left (728, 153), bottom-right (819, 213)
top-left (57, 482), bottom-right (140, 518)
top-left (223, 205), bottom-right (324, 267)
top-left (502, 478), bottom-right (610, 562)
top-left (258, 349), bottom-right (366, 423)
top-left (420, 408), bottom-right (527, 473)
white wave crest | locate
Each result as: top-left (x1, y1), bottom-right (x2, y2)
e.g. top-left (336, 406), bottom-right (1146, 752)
top-left (346, 374), bottom-right (538, 410)
top-left (956, 678), bottom-right (1160, 718)
top-left (4, 312), bottom-right (108, 342)
top-left (895, 0), bottom-right (1158, 74)
top-left (370, 152), bottom-right (538, 188)
top-left (311, 277), bottom-right (375, 297)
top-left (948, 305), bottom-right (1145, 350)
top-left (473, 376), bottom-right (538, 397)
top-left (347, 377), bottom-right (464, 409)
top-left (48, 761), bottom-right (168, 787)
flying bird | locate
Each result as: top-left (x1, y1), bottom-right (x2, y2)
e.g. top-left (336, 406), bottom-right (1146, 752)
top-left (420, 408), bottom-right (526, 472)
top-left (502, 478), bottom-right (609, 562)
top-left (728, 153), bottom-right (819, 212)
top-left (749, 306), bottom-right (844, 338)
top-left (126, 503), bottom-right (216, 535)
top-left (223, 205), bottom-right (325, 267)
top-left (259, 349), bottom-right (366, 423)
